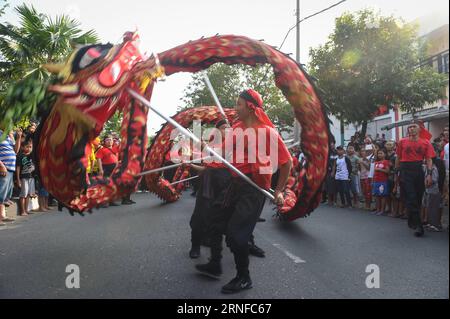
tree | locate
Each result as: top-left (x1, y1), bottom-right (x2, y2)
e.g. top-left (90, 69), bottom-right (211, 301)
top-left (0, 4), bottom-right (98, 135)
top-left (0, 4), bottom-right (98, 82)
top-left (0, 0), bottom-right (8, 18)
top-left (102, 112), bottom-right (123, 137)
top-left (181, 63), bottom-right (242, 108)
top-left (309, 9), bottom-right (447, 136)
top-left (244, 65), bottom-right (294, 134)
top-left (181, 63), bottom-right (294, 133)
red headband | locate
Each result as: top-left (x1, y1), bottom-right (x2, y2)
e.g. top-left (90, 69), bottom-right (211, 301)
top-left (240, 89), bottom-right (274, 128)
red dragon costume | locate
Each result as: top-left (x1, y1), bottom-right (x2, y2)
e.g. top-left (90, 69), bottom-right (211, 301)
top-left (35, 32), bottom-right (331, 221)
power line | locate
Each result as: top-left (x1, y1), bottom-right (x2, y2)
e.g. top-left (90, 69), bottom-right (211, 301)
top-left (256, 0), bottom-right (348, 89)
top-left (279, 0), bottom-right (347, 51)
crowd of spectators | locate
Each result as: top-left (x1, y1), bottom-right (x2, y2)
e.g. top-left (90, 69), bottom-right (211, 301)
top-left (320, 124), bottom-right (449, 232)
top-left (1, 126), bottom-right (134, 226)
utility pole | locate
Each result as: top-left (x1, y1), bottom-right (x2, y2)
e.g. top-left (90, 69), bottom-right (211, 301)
top-left (293, 0), bottom-right (301, 144)
top-left (296, 0), bottom-right (300, 63)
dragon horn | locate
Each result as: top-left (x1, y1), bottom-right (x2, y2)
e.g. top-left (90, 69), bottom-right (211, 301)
top-left (42, 63), bottom-right (65, 74)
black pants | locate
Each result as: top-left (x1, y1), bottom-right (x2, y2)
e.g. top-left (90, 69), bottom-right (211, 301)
top-left (190, 168), bottom-right (231, 247)
top-left (336, 179), bottom-right (352, 206)
top-left (190, 169), bottom-right (200, 194)
top-left (190, 184), bottom-right (209, 247)
top-left (207, 179), bottom-right (266, 277)
top-left (103, 164), bottom-right (116, 178)
top-left (400, 162), bottom-right (425, 230)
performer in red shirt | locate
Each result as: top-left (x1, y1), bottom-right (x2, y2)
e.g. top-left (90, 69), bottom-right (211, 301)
top-left (187, 119), bottom-right (265, 259)
top-left (195, 89), bottom-right (292, 294)
top-left (395, 122), bottom-right (435, 237)
top-left (96, 135), bottom-right (119, 178)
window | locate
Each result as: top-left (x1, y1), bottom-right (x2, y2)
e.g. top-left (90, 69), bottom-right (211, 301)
top-left (443, 53), bottom-right (449, 74)
top-left (437, 52), bottom-right (449, 74)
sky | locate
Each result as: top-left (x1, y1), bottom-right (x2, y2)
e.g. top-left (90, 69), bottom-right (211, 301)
top-left (3, 0), bottom-right (449, 134)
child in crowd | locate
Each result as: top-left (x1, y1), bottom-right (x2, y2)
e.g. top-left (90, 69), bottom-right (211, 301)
top-left (347, 145), bottom-right (361, 207)
top-left (359, 148), bottom-right (372, 211)
top-left (332, 146), bottom-right (352, 208)
top-left (372, 149), bottom-right (390, 216)
top-left (422, 158), bottom-right (442, 232)
top-left (384, 141), bottom-right (397, 216)
top-left (35, 175), bottom-right (50, 212)
top-left (392, 171), bottom-right (405, 219)
top-left (15, 139), bottom-right (36, 216)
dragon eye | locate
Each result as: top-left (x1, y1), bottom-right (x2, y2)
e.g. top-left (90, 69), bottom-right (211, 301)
top-left (72, 44), bottom-right (113, 73)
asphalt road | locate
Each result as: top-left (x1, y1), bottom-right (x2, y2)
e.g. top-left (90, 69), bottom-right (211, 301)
top-left (0, 192), bottom-right (448, 299)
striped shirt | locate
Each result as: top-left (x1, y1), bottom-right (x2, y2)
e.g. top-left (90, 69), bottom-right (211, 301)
top-left (0, 130), bottom-right (16, 172)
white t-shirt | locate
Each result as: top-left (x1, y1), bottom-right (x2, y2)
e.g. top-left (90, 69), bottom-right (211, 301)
top-left (444, 143), bottom-right (449, 172)
top-left (335, 157), bottom-right (349, 180)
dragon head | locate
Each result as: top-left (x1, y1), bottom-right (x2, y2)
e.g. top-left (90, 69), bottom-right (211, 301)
top-left (36, 32), bottom-right (165, 210)
top-left (42, 31), bottom-right (164, 133)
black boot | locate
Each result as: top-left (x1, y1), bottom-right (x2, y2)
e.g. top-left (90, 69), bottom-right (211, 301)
top-left (221, 274), bottom-right (252, 294)
top-left (201, 237), bottom-right (212, 248)
top-left (414, 225), bottom-right (424, 237)
top-left (248, 243), bottom-right (265, 258)
top-left (189, 245), bottom-right (201, 259)
top-left (195, 260), bottom-right (222, 279)
top-left (121, 199), bottom-right (134, 205)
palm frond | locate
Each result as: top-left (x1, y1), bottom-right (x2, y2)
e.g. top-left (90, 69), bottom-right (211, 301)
top-left (15, 4), bottom-right (45, 35)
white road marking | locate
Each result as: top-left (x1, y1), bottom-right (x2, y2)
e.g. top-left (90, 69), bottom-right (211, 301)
top-left (254, 229), bottom-right (307, 264)
top-left (0, 224), bottom-right (22, 231)
top-left (272, 243), bottom-right (306, 264)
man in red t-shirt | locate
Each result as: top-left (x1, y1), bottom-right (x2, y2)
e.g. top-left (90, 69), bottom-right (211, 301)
top-left (96, 135), bottom-right (120, 207)
top-left (395, 122), bottom-right (435, 237)
top-left (187, 119), bottom-right (266, 260)
top-left (96, 135), bottom-right (119, 178)
top-left (195, 89), bottom-right (292, 294)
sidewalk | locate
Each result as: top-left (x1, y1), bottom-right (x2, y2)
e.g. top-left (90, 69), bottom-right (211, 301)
top-left (1, 200), bottom-right (56, 226)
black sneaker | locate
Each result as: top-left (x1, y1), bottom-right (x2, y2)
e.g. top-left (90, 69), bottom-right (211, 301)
top-left (195, 261), bottom-right (222, 279)
top-left (221, 275), bottom-right (252, 294)
top-left (121, 199), bottom-right (133, 205)
top-left (109, 202), bottom-right (120, 207)
top-left (189, 245), bottom-right (200, 259)
top-left (414, 225), bottom-right (424, 237)
top-left (248, 244), bottom-right (265, 258)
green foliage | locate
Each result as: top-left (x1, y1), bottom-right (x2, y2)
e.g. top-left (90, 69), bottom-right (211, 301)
top-left (309, 9), bottom-right (448, 126)
top-left (181, 63), bottom-right (242, 108)
top-left (0, 75), bottom-right (46, 135)
top-left (0, 0), bottom-right (8, 18)
top-left (102, 112), bottom-right (123, 137)
top-left (181, 63), bottom-right (294, 133)
top-left (0, 3), bottom-right (99, 134)
top-left (396, 67), bottom-right (448, 114)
